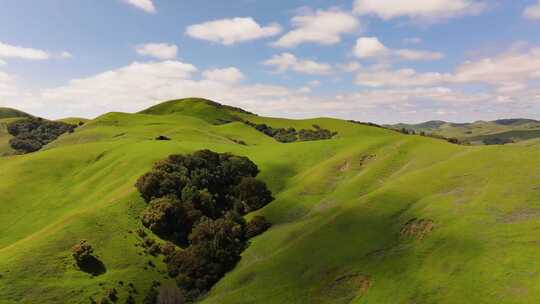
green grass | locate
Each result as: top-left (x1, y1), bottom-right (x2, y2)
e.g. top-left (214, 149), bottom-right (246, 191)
top-left (388, 119), bottom-right (540, 144)
top-left (1, 99), bottom-right (540, 303)
top-left (0, 107), bottom-right (31, 120)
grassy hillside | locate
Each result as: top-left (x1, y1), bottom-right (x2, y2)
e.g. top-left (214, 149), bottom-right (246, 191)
top-left (388, 119), bottom-right (540, 144)
top-left (1, 99), bottom-right (540, 303)
top-left (0, 107), bottom-right (32, 120)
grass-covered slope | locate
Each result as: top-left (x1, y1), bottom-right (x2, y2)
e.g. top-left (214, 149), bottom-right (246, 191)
top-left (388, 119), bottom-right (540, 144)
top-left (1, 99), bottom-right (540, 303)
top-left (0, 107), bottom-right (32, 120)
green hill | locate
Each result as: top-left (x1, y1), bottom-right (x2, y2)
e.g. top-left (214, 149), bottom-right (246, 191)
top-left (0, 107), bottom-right (32, 120)
top-left (1, 98), bottom-right (540, 303)
top-left (387, 119), bottom-right (540, 145)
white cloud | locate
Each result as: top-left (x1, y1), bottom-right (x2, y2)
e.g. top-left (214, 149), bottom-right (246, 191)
top-left (355, 68), bottom-right (448, 87)
top-left (452, 47), bottom-right (540, 86)
top-left (0, 71), bottom-right (19, 99)
top-left (273, 9), bottom-right (359, 48)
top-left (123, 0), bottom-right (156, 14)
top-left (136, 43), bottom-right (178, 60)
top-left (263, 53), bottom-right (332, 75)
top-left (354, 37), bottom-right (443, 61)
top-left (340, 62), bottom-right (362, 73)
top-left (355, 47), bottom-right (540, 90)
top-left (354, 0), bottom-right (486, 22)
top-left (60, 51), bottom-right (73, 59)
top-left (0, 42), bottom-right (50, 60)
top-left (186, 17), bottom-right (281, 45)
top-left (354, 37), bottom-right (389, 58)
top-left (393, 49), bottom-right (444, 61)
top-left (202, 67), bottom-right (244, 85)
top-left (0, 59), bottom-right (6, 66)
top-left (524, 1), bottom-right (540, 20)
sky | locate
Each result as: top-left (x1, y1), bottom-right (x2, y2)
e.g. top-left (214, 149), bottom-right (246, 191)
top-left (1, 0), bottom-right (540, 124)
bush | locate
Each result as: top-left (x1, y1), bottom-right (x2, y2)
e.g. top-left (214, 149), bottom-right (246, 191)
top-left (7, 117), bottom-right (76, 153)
top-left (232, 177), bottom-right (274, 213)
top-left (71, 240), bottom-right (94, 265)
top-left (245, 216), bottom-right (272, 239)
top-left (135, 150), bottom-right (275, 301)
top-left (167, 217), bottom-right (246, 299)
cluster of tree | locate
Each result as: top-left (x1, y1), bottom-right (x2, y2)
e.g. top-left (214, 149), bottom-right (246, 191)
top-left (244, 121), bottom-right (337, 143)
top-left (135, 150), bottom-right (273, 301)
top-left (482, 137), bottom-right (514, 145)
top-left (7, 117), bottom-right (77, 153)
top-left (347, 120), bottom-right (383, 128)
top-left (394, 127), bottom-right (467, 145)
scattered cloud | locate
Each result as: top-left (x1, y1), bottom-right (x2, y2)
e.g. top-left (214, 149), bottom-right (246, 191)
top-left (186, 17), bottom-right (281, 45)
top-left (136, 43), bottom-right (178, 60)
top-left (123, 0), bottom-right (156, 14)
top-left (355, 68), bottom-right (448, 87)
top-left (263, 53), bottom-right (332, 75)
top-left (339, 61), bottom-right (362, 73)
top-left (273, 8), bottom-right (359, 48)
top-left (524, 1), bottom-right (540, 20)
top-left (354, 46), bottom-right (540, 90)
top-left (354, 37), bottom-right (444, 61)
top-left (353, 0), bottom-right (487, 22)
top-left (60, 51), bottom-right (73, 59)
top-left (0, 42), bottom-right (50, 60)
top-left (202, 67), bottom-right (244, 84)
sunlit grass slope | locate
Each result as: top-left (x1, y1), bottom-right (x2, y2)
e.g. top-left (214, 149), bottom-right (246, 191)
top-left (1, 99), bottom-right (540, 303)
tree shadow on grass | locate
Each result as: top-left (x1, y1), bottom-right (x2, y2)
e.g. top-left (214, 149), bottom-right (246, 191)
top-left (78, 256), bottom-right (106, 276)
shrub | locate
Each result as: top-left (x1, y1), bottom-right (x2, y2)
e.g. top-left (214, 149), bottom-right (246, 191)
top-left (245, 216), bottom-right (272, 239)
top-left (72, 240), bottom-right (94, 265)
top-left (7, 117), bottom-right (76, 153)
top-left (232, 177), bottom-right (274, 213)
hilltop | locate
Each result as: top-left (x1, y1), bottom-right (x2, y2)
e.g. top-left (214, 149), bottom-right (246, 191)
top-left (1, 98), bottom-right (540, 303)
top-left (387, 118), bottom-right (540, 145)
top-left (0, 107), bottom-right (32, 120)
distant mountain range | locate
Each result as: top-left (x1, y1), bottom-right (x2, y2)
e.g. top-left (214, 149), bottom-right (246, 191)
top-left (386, 118), bottom-right (540, 145)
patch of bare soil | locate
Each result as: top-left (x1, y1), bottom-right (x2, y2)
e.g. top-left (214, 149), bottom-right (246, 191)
top-left (316, 273), bottom-right (372, 303)
top-left (497, 208), bottom-right (540, 224)
top-left (400, 218), bottom-right (435, 240)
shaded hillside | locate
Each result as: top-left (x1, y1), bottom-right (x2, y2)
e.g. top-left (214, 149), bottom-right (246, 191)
top-left (0, 107), bottom-right (32, 119)
top-left (1, 99), bottom-right (540, 303)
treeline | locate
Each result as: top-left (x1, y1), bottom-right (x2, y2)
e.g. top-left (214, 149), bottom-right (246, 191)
top-left (135, 150), bottom-right (274, 302)
top-left (7, 118), bottom-right (77, 153)
top-left (393, 127), bottom-right (467, 145)
top-left (244, 121), bottom-right (337, 143)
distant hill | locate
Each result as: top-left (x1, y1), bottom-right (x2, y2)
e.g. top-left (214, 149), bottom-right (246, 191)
top-left (0, 107), bottom-right (32, 119)
top-left (386, 118), bottom-right (540, 145)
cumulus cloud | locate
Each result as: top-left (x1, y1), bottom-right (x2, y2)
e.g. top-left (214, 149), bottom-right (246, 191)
top-left (355, 47), bottom-right (540, 90)
top-left (354, 37), bottom-right (444, 61)
top-left (355, 68), bottom-right (448, 87)
top-left (354, 0), bottom-right (486, 22)
top-left (273, 8), bottom-right (359, 48)
top-left (0, 42), bottom-right (50, 60)
top-left (524, 1), bottom-right (540, 20)
top-left (60, 51), bottom-right (73, 59)
top-left (339, 62), bottom-right (362, 73)
top-left (123, 0), bottom-right (156, 14)
top-left (136, 43), bottom-right (178, 60)
top-left (202, 67), bottom-right (244, 84)
top-left (186, 17), bottom-right (281, 45)
top-left (263, 53), bottom-right (332, 75)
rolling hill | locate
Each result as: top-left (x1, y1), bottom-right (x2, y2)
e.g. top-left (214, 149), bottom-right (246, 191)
top-left (387, 119), bottom-right (540, 145)
top-left (1, 99), bottom-right (540, 303)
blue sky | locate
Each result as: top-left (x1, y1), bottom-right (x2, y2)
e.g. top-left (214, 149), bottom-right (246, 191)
top-left (1, 0), bottom-right (540, 123)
